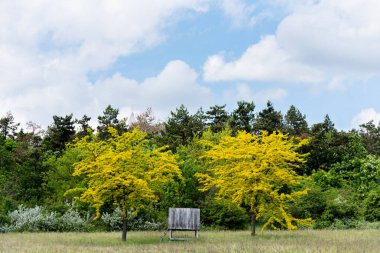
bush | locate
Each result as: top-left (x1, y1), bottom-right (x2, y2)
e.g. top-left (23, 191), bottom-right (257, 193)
top-left (0, 213), bottom-right (10, 226)
top-left (320, 189), bottom-right (360, 222)
top-left (293, 185), bottom-right (364, 229)
top-left (59, 209), bottom-right (89, 231)
top-left (0, 205), bottom-right (90, 232)
top-left (314, 219), bottom-right (380, 230)
top-left (128, 218), bottom-right (163, 231)
top-left (101, 207), bottom-right (123, 231)
top-left (200, 198), bottom-right (249, 230)
top-left (364, 186), bottom-right (380, 222)
top-left (5, 205), bottom-right (46, 232)
top-left (291, 185), bottom-right (327, 220)
top-left (100, 207), bottom-right (163, 231)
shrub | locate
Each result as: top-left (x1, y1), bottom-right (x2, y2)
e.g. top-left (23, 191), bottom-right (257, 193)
top-left (200, 198), bottom-right (249, 230)
top-left (320, 189), bottom-right (360, 222)
top-left (0, 205), bottom-right (89, 232)
top-left (364, 186), bottom-right (380, 222)
top-left (128, 218), bottom-right (163, 231)
top-left (6, 205), bottom-right (45, 232)
top-left (100, 207), bottom-right (123, 231)
top-left (59, 209), bottom-right (89, 231)
top-left (293, 185), bottom-right (364, 229)
top-left (316, 219), bottom-right (380, 230)
top-left (291, 185), bottom-right (327, 220)
top-left (100, 207), bottom-right (163, 231)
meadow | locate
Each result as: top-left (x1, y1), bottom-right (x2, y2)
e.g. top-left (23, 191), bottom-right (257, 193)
top-left (0, 229), bottom-right (379, 253)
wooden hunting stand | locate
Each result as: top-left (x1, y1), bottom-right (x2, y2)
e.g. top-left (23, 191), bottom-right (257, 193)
top-left (168, 208), bottom-right (200, 240)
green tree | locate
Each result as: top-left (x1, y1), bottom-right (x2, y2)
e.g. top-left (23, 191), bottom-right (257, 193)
top-left (160, 105), bottom-right (205, 151)
top-left (171, 143), bottom-right (205, 207)
top-left (97, 105), bottom-right (127, 140)
top-left (303, 116), bottom-right (367, 174)
top-left (0, 138), bottom-right (18, 214)
top-left (12, 130), bottom-right (46, 205)
top-left (200, 197), bottom-right (249, 230)
top-left (364, 185), bottom-right (380, 222)
top-left (357, 121), bottom-right (380, 155)
top-left (196, 130), bottom-right (312, 235)
top-left (68, 127), bottom-right (181, 241)
top-left (0, 112), bottom-right (19, 140)
top-left (284, 105), bottom-right (309, 136)
top-left (75, 115), bottom-right (93, 139)
top-left (42, 148), bottom-right (85, 211)
top-left (298, 132), bottom-right (373, 226)
top-left (302, 115), bottom-right (336, 174)
top-left (230, 101), bottom-right (255, 134)
top-left (333, 155), bottom-right (379, 199)
top-left (206, 105), bottom-right (230, 133)
top-left (43, 114), bottom-right (76, 152)
top-left (0, 118), bottom-right (46, 210)
top-left (253, 101), bottom-right (284, 134)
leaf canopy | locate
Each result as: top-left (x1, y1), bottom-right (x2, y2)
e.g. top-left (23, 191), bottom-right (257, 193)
top-left (68, 127), bottom-right (182, 219)
top-left (196, 130), bottom-right (313, 231)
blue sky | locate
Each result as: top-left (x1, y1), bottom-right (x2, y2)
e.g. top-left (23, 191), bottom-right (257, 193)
top-left (1, 0), bottom-right (380, 130)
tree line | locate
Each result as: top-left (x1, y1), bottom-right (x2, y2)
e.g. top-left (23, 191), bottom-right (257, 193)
top-left (0, 101), bottom-right (379, 238)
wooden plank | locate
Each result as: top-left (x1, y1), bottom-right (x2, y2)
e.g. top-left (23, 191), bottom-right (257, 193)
top-left (168, 208), bottom-right (200, 230)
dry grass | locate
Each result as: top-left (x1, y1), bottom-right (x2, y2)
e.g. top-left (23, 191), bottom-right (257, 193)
top-left (0, 229), bottom-right (379, 253)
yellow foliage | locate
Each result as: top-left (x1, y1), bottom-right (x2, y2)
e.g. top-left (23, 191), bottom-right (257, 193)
top-left (68, 127), bottom-right (182, 220)
top-left (196, 130), bottom-right (313, 232)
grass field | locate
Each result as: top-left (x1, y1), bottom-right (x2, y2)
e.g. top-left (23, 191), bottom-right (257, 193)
top-left (0, 229), bottom-right (379, 253)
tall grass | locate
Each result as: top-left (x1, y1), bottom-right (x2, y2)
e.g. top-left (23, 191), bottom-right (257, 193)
top-left (0, 229), bottom-right (379, 253)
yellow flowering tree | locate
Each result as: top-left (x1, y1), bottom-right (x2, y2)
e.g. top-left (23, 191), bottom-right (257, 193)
top-left (196, 130), bottom-right (313, 235)
top-left (68, 127), bottom-right (181, 241)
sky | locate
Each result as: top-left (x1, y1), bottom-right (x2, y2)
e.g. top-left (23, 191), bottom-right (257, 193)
top-left (1, 0), bottom-right (380, 130)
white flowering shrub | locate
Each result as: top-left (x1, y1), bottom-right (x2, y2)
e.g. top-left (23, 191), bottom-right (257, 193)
top-left (59, 208), bottom-right (89, 231)
top-left (136, 221), bottom-right (162, 231)
top-left (100, 207), bottom-right (163, 231)
top-left (0, 205), bottom-right (89, 232)
top-left (0, 205), bottom-right (163, 232)
top-left (101, 207), bottom-right (123, 231)
top-left (38, 211), bottom-right (60, 231)
top-left (127, 217), bottom-right (163, 231)
top-left (4, 205), bottom-right (46, 232)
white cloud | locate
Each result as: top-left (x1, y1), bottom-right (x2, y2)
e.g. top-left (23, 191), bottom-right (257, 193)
top-left (351, 108), bottom-right (380, 128)
top-left (254, 87), bottom-right (287, 103)
top-left (224, 83), bottom-right (287, 103)
top-left (277, 0), bottom-right (380, 73)
top-left (93, 60), bottom-right (213, 119)
top-left (220, 0), bottom-right (258, 27)
top-left (205, 0), bottom-right (380, 89)
top-left (1, 60), bottom-right (212, 127)
top-left (204, 36), bottom-right (323, 83)
top-left (267, 0), bottom-right (317, 11)
top-left (0, 0), bottom-right (209, 126)
top-left (219, 0), bottom-right (316, 28)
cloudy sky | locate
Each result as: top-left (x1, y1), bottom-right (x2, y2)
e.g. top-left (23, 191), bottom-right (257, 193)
top-left (1, 0), bottom-right (380, 130)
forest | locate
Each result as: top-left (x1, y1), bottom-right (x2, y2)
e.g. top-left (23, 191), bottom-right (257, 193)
top-left (0, 101), bottom-right (379, 235)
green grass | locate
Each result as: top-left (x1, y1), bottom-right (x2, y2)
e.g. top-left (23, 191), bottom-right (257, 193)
top-left (0, 229), bottom-right (379, 253)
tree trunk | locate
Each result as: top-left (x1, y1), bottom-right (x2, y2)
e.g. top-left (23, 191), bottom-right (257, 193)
top-left (122, 217), bottom-right (128, 241)
top-left (251, 213), bottom-right (256, 236)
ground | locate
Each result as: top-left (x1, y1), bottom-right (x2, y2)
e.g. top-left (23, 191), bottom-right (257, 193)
top-left (0, 229), bottom-right (379, 253)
